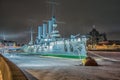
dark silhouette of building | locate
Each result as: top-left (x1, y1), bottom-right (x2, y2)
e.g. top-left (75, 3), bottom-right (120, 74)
top-left (87, 26), bottom-right (107, 45)
top-left (0, 39), bottom-right (17, 47)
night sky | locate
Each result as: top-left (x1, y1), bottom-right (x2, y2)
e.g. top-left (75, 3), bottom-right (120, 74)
top-left (0, 0), bottom-right (120, 44)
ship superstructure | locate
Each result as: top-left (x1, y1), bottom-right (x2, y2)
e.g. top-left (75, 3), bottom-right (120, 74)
top-left (22, 0), bottom-right (87, 58)
top-left (23, 16), bottom-right (87, 57)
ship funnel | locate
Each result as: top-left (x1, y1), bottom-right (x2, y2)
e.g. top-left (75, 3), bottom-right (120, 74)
top-left (52, 16), bottom-right (56, 24)
top-left (38, 26), bottom-right (42, 39)
top-left (48, 20), bottom-right (53, 34)
top-left (43, 23), bottom-right (47, 38)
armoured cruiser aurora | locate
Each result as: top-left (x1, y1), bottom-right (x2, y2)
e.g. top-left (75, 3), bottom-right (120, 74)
top-left (22, 1), bottom-right (87, 58)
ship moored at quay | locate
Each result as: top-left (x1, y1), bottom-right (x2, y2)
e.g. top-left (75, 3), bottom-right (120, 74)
top-left (22, 16), bottom-right (88, 58)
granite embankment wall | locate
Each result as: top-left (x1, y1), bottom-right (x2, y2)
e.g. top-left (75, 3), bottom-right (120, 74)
top-left (0, 54), bottom-right (28, 80)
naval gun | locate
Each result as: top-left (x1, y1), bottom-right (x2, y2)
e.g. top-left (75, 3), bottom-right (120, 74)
top-left (70, 33), bottom-right (80, 39)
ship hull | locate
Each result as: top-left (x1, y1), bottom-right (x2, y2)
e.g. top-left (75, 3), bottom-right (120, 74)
top-left (22, 39), bottom-right (87, 58)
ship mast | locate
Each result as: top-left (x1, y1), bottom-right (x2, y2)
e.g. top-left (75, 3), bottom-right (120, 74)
top-left (51, 0), bottom-right (55, 17)
top-left (29, 27), bottom-right (34, 45)
top-left (48, 0), bottom-right (58, 17)
top-left (2, 32), bottom-right (6, 40)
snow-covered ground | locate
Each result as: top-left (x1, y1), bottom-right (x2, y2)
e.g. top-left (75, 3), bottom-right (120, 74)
top-left (3, 51), bottom-right (120, 80)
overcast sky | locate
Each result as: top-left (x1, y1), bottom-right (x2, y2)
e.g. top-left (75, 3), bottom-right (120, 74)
top-left (0, 0), bottom-right (120, 43)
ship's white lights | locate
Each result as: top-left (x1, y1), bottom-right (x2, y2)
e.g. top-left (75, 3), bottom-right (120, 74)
top-left (78, 38), bottom-right (81, 41)
top-left (44, 39), bottom-right (48, 41)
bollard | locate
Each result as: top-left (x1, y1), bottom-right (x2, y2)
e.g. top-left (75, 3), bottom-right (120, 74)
top-left (82, 56), bottom-right (98, 66)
